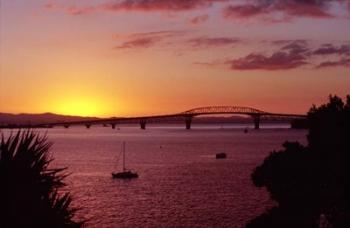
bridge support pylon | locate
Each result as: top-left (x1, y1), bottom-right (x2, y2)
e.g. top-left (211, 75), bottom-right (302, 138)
top-left (253, 115), bottom-right (261, 129)
top-left (185, 116), bottom-right (192, 130)
top-left (140, 119), bottom-right (146, 130)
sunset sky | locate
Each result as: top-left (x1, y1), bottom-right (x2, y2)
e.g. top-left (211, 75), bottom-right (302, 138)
top-left (1, 0), bottom-right (350, 117)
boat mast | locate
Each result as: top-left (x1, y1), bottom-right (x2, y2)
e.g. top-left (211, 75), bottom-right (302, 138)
top-left (123, 141), bottom-right (126, 172)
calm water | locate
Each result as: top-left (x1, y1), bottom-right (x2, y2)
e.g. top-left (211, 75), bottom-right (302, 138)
top-left (3, 124), bottom-right (307, 227)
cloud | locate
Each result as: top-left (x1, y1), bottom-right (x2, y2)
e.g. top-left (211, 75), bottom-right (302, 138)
top-left (45, 0), bottom-right (349, 22)
top-left (223, 0), bottom-right (346, 22)
top-left (209, 40), bottom-right (350, 71)
top-left (275, 1), bottom-right (333, 18)
top-left (115, 30), bottom-right (185, 39)
top-left (44, 3), bottom-right (55, 9)
top-left (229, 52), bottom-right (309, 70)
top-left (66, 6), bottom-right (96, 15)
top-left (114, 33), bottom-right (240, 51)
top-left (103, 0), bottom-right (227, 12)
top-left (115, 37), bottom-right (159, 49)
top-left (313, 43), bottom-right (350, 56)
top-left (188, 37), bottom-right (241, 48)
top-left (280, 40), bottom-right (311, 55)
top-left (44, 2), bottom-right (96, 15)
top-left (45, 0), bottom-right (228, 15)
top-left (114, 30), bottom-right (185, 49)
top-left (189, 14), bottom-right (209, 25)
top-left (271, 39), bottom-right (308, 46)
top-left (316, 58), bottom-right (350, 68)
top-left (228, 41), bottom-right (310, 70)
top-left (223, 3), bottom-right (268, 18)
top-left (194, 60), bottom-right (225, 67)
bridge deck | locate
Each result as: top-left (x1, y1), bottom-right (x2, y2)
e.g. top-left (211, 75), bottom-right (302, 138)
top-left (1, 106), bottom-right (306, 128)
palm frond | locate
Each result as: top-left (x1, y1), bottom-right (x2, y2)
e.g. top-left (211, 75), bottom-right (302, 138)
top-left (0, 130), bottom-right (83, 227)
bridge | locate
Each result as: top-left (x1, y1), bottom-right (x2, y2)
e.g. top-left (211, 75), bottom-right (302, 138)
top-left (32, 106), bottom-right (306, 130)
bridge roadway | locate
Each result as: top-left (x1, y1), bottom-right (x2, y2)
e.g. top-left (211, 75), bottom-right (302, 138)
top-left (33, 106), bottom-right (306, 130)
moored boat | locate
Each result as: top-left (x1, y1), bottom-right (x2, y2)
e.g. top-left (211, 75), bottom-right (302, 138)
top-left (112, 142), bottom-right (138, 179)
top-left (216, 152), bottom-right (227, 159)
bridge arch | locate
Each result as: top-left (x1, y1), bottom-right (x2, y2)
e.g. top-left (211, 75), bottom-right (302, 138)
top-left (178, 106), bottom-right (269, 129)
top-left (181, 106), bottom-right (268, 116)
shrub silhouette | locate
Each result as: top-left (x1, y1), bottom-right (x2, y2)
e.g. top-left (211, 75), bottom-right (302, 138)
top-left (247, 95), bottom-right (350, 228)
top-left (0, 131), bottom-right (82, 227)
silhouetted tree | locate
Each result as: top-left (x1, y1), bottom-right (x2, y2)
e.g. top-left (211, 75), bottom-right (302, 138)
top-left (0, 131), bottom-right (82, 227)
top-left (247, 95), bottom-right (350, 228)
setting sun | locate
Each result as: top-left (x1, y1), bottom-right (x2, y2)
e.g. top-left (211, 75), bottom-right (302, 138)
top-left (52, 96), bottom-right (114, 117)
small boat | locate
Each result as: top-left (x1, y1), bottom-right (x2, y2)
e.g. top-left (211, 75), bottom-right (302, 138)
top-left (216, 152), bottom-right (227, 159)
top-left (112, 142), bottom-right (138, 179)
top-left (112, 170), bottom-right (138, 179)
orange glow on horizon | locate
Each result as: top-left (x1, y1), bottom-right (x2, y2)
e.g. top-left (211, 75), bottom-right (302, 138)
top-left (47, 94), bottom-right (117, 117)
top-left (54, 99), bottom-right (101, 117)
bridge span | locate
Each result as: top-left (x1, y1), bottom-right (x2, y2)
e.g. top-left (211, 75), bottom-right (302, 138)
top-left (33, 106), bottom-right (306, 130)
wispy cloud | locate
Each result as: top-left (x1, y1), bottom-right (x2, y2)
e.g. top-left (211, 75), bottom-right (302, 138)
top-left (45, 0), bottom-right (228, 15)
top-left (188, 37), bottom-right (241, 48)
top-left (271, 39), bottom-right (308, 46)
top-left (198, 40), bottom-right (350, 71)
top-left (44, 3), bottom-right (55, 9)
top-left (223, 0), bottom-right (348, 22)
top-left (189, 14), bottom-right (209, 25)
top-left (313, 43), bottom-right (350, 56)
top-left (194, 59), bottom-right (226, 68)
top-left (103, 0), bottom-right (227, 12)
top-left (316, 58), bottom-right (350, 68)
top-left (229, 41), bottom-right (310, 70)
top-left (114, 32), bottom-right (241, 50)
top-left (115, 37), bottom-right (159, 49)
top-left (113, 30), bottom-right (185, 49)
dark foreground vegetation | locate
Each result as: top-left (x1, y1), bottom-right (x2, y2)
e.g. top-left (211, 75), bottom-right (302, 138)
top-left (248, 95), bottom-right (350, 228)
top-left (0, 131), bottom-right (82, 227)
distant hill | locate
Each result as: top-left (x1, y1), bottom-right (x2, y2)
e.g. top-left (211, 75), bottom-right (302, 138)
top-left (0, 113), bottom-right (100, 125)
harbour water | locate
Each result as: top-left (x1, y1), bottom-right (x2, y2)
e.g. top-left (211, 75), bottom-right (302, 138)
top-left (3, 124), bottom-right (307, 227)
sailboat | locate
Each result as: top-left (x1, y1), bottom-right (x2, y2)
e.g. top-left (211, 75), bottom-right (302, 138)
top-left (112, 142), bottom-right (138, 179)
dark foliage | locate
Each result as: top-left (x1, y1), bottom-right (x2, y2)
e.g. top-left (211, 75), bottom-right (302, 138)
top-left (247, 95), bottom-right (350, 228)
top-left (0, 131), bottom-right (82, 227)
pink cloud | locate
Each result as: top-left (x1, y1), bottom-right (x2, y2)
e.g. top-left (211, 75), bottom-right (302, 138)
top-left (188, 37), bottom-right (241, 48)
top-left (44, 2), bottom-right (96, 15)
top-left (223, 0), bottom-right (341, 22)
top-left (316, 58), bottom-right (350, 68)
top-left (115, 37), bottom-right (159, 49)
top-left (189, 14), bottom-right (209, 25)
top-left (197, 40), bottom-right (350, 71)
top-left (229, 52), bottom-right (309, 70)
top-left (44, 3), bottom-right (55, 9)
top-left (114, 30), bottom-right (185, 49)
top-left (66, 6), bottom-right (96, 15)
top-left (45, 0), bottom-right (228, 15)
top-left (280, 2), bottom-right (332, 18)
top-left (228, 41), bottom-right (310, 70)
top-left (271, 39), bottom-right (308, 46)
top-left (194, 60), bottom-right (226, 67)
top-left (313, 44), bottom-right (350, 56)
top-left (103, 0), bottom-right (226, 12)
top-left (223, 4), bottom-right (268, 18)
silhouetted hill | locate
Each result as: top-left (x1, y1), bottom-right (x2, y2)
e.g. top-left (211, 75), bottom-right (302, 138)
top-left (0, 113), bottom-right (100, 125)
